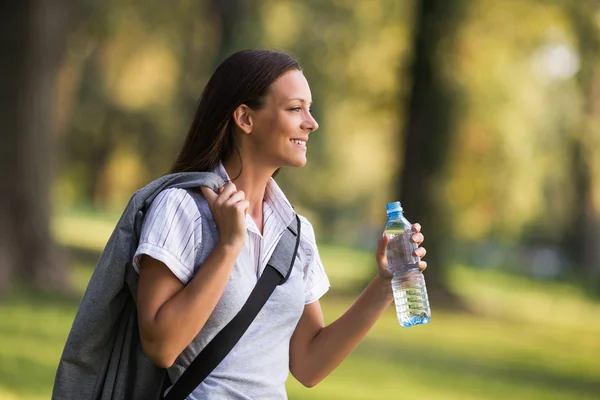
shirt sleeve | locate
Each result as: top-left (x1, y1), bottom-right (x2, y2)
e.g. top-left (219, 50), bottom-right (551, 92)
top-left (132, 188), bottom-right (202, 285)
top-left (298, 215), bottom-right (330, 304)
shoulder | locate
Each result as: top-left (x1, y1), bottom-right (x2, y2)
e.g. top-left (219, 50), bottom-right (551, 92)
top-left (149, 188), bottom-right (202, 218)
top-left (153, 187), bottom-right (197, 205)
top-left (297, 214), bottom-right (317, 244)
top-left (143, 188), bottom-right (203, 234)
top-left (295, 214), bottom-right (320, 262)
top-left (135, 188), bottom-right (205, 282)
top-left (294, 213), bottom-right (330, 302)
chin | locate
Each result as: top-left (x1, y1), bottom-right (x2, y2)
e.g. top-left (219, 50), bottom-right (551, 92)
top-left (274, 154), bottom-right (307, 169)
top-left (289, 157), bottom-right (307, 168)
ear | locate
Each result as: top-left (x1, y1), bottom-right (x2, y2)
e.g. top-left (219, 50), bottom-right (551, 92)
top-left (232, 104), bottom-right (253, 135)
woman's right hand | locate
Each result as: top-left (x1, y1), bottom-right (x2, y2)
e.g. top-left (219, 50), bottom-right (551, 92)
top-left (200, 183), bottom-right (249, 251)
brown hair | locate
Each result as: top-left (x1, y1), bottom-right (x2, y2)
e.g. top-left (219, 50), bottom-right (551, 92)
top-left (170, 49), bottom-right (301, 173)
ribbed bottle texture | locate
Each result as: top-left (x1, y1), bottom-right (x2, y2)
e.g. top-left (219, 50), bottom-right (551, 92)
top-left (384, 202), bottom-right (431, 327)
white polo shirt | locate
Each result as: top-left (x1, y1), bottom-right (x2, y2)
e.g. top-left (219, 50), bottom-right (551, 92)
top-left (133, 164), bottom-right (330, 399)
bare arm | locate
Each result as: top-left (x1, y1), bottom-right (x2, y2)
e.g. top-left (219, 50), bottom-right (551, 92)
top-left (137, 183), bottom-right (249, 368)
top-left (137, 244), bottom-right (240, 368)
top-left (289, 226), bottom-right (427, 387)
top-left (289, 276), bottom-right (392, 387)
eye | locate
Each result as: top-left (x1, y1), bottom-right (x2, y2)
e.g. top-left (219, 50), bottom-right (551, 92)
top-left (289, 107), bottom-right (302, 112)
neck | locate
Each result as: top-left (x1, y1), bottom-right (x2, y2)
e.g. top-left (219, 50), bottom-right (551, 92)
top-left (222, 157), bottom-right (276, 222)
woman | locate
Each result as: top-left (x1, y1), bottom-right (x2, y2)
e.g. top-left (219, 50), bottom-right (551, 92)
top-left (133, 49), bottom-right (427, 399)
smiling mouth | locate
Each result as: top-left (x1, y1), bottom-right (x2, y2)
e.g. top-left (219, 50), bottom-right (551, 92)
top-left (290, 139), bottom-right (307, 146)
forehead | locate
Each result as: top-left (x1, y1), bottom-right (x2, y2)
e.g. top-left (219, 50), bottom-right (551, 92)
top-left (267, 70), bottom-right (312, 102)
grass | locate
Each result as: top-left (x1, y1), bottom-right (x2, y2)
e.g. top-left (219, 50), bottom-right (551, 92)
top-left (0, 213), bottom-right (598, 399)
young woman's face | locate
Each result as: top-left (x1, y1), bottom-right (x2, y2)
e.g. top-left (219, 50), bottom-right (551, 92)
top-left (248, 69), bottom-right (319, 168)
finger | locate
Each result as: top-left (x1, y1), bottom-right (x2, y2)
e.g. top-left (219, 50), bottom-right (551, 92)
top-left (413, 247), bottom-right (427, 259)
top-left (411, 232), bottom-right (424, 245)
top-left (418, 261), bottom-right (427, 271)
top-left (412, 223), bottom-right (421, 233)
top-left (235, 200), bottom-right (250, 215)
top-left (375, 234), bottom-right (390, 264)
top-left (200, 186), bottom-right (219, 208)
top-left (224, 190), bottom-right (246, 207)
top-left (216, 183), bottom-right (237, 205)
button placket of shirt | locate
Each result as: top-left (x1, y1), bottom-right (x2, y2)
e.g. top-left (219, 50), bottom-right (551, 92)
top-left (245, 213), bottom-right (262, 278)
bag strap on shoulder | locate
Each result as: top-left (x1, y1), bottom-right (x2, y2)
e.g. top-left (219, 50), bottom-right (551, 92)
top-left (163, 213), bottom-right (301, 400)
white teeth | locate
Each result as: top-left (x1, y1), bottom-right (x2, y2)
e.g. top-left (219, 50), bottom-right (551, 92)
top-left (290, 139), bottom-right (306, 145)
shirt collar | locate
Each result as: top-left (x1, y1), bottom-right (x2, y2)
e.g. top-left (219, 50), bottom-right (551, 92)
top-left (214, 163), bottom-right (295, 227)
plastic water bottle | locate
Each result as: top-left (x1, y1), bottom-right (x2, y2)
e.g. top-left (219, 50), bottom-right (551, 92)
top-left (384, 201), bottom-right (431, 327)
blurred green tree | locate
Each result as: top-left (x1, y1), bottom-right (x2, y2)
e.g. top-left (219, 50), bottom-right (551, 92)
top-left (62, 0), bottom-right (261, 210)
top-left (398, 0), bottom-right (467, 308)
top-left (0, 0), bottom-right (71, 293)
top-left (564, 0), bottom-right (600, 286)
top-left (209, 0), bottom-right (258, 69)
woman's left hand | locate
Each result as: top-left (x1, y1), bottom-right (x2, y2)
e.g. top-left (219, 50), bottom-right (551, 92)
top-left (375, 223), bottom-right (427, 280)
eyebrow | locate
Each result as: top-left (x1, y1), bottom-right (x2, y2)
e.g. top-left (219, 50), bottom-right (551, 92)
top-left (288, 98), bottom-right (313, 105)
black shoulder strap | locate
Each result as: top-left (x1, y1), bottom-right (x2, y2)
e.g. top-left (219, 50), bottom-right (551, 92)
top-left (163, 214), bottom-right (301, 400)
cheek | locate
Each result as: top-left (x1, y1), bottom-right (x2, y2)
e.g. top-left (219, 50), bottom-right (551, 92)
top-left (265, 114), bottom-right (294, 140)
top-left (253, 111), bottom-right (298, 151)
top-left (276, 114), bottom-right (300, 137)
top-left (255, 110), bottom-right (282, 133)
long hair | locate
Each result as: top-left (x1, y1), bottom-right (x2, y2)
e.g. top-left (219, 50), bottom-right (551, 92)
top-left (170, 49), bottom-right (301, 173)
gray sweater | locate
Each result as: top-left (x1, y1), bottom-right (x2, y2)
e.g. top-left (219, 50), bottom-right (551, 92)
top-left (53, 172), bottom-right (225, 400)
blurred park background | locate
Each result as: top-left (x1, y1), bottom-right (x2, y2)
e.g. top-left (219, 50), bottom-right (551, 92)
top-left (2, 0), bottom-right (600, 399)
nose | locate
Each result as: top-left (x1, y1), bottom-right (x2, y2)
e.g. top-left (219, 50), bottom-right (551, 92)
top-left (302, 113), bottom-right (319, 133)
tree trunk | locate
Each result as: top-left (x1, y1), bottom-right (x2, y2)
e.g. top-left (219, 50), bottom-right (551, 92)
top-left (210, 0), bottom-right (243, 65)
top-left (0, 0), bottom-right (70, 294)
top-left (398, 0), bottom-right (467, 310)
top-left (565, 0), bottom-right (600, 286)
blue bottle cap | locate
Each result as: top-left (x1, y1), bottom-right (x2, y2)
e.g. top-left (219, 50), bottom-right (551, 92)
top-left (386, 201), bottom-right (403, 214)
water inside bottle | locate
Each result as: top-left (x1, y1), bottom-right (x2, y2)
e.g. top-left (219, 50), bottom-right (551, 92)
top-left (385, 229), bottom-right (430, 327)
top-left (385, 230), bottom-right (420, 274)
top-left (392, 271), bottom-right (430, 327)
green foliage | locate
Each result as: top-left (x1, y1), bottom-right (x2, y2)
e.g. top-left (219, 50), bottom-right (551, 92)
top-left (259, 0), bottom-right (416, 242)
top-left (51, 0), bottom-right (600, 291)
top-left (446, 1), bottom-right (580, 242)
top-left (1, 258), bottom-right (598, 400)
top-left (2, 213), bottom-right (599, 399)
top-left (58, 0), bottom-right (419, 242)
top-left (56, 0), bottom-right (600, 251)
